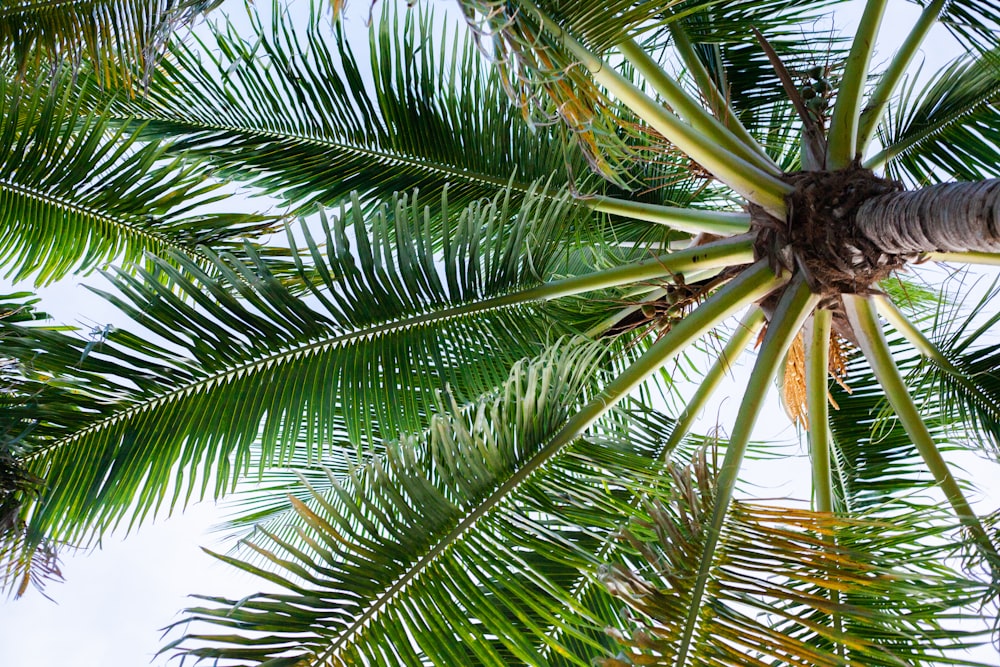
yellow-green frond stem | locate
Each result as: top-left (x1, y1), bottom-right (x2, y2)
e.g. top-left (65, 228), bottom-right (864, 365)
top-left (924, 251), bottom-right (1000, 267)
top-left (518, 0), bottom-right (792, 218)
top-left (843, 294), bottom-right (998, 563)
top-left (874, 295), bottom-right (951, 366)
top-left (617, 38), bottom-right (780, 176)
top-left (666, 21), bottom-right (772, 166)
top-left (804, 309), bottom-right (835, 512)
top-left (856, 0), bottom-right (947, 154)
top-left (827, 0), bottom-right (889, 169)
top-left (661, 307), bottom-right (766, 454)
top-left (516, 233), bottom-right (754, 304)
top-left (802, 308), bottom-right (843, 655)
top-left (676, 275), bottom-right (820, 666)
top-left (587, 195), bottom-right (751, 235)
top-left (803, 308), bottom-right (845, 655)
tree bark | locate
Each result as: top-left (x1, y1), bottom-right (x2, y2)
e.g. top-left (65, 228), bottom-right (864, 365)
top-left (856, 178), bottom-right (1000, 254)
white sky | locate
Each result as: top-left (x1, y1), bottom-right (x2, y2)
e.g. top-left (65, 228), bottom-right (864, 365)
top-left (1, 1), bottom-right (998, 665)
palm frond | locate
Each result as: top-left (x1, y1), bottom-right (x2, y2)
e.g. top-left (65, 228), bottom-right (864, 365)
top-left (825, 285), bottom-right (1000, 513)
top-left (907, 275), bottom-right (1000, 460)
top-left (162, 345), bottom-right (748, 666)
top-left (455, 0), bottom-right (668, 187)
top-left (915, 0), bottom-right (1000, 54)
top-left (1, 292), bottom-right (65, 598)
top-left (163, 339), bottom-right (614, 666)
top-left (598, 449), bottom-right (995, 666)
top-left (827, 333), bottom-right (957, 511)
top-left (668, 0), bottom-right (851, 40)
top-left (870, 48), bottom-right (1000, 183)
top-left (0, 0), bottom-right (221, 89)
top-left (0, 185), bottom-right (614, 582)
top-left (99, 2), bottom-right (600, 216)
top-left (661, 0), bottom-right (850, 139)
top-left (0, 69), bottom-right (276, 286)
top-left (155, 254), bottom-right (785, 665)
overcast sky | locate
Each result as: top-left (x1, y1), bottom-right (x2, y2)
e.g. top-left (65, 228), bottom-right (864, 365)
top-left (1, 1), bottom-right (998, 666)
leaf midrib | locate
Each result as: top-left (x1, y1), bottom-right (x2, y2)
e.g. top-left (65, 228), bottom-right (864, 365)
top-left (0, 177), bottom-right (190, 256)
top-left (107, 109), bottom-right (543, 196)
top-left (22, 290), bottom-right (548, 464)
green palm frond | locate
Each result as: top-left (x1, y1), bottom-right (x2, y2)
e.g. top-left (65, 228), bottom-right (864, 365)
top-left (0, 69), bottom-right (276, 286)
top-left (455, 0), bottom-right (847, 153)
top-left (827, 332), bottom-right (959, 511)
top-left (459, 0), bottom-right (846, 53)
top-left (598, 449), bottom-right (995, 667)
top-left (868, 48), bottom-right (1000, 183)
top-left (913, 0), bottom-right (1000, 53)
top-left (1, 184), bottom-right (621, 576)
top-left (1, 292), bottom-right (66, 598)
top-left (98, 2), bottom-right (592, 216)
top-left (163, 342), bottom-right (730, 666)
top-left (455, 0), bottom-right (659, 187)
top-left (212, 394), bottom-right (695, 565)
top-left (824, 282), bottom-right (1000, 514)
top-left (906, 277), bottom-right (1000, 459)
top-left (0, 0), bottom-right (221, 89)
top-left (662, 0), bottom-right (850, 127)
top-left (163, 339), bottom-right (613, 666)
top-left (155, 254), bottom-right (783, 664)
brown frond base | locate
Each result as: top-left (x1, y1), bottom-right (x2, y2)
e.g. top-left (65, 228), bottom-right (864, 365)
top-left (752, 162), bottom-right (910, 297)
top-left (750, 163), bottom-right (915, 343)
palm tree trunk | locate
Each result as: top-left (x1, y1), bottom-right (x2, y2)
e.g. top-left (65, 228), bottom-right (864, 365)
top-left (856, 178), bottom-right (1000, 253)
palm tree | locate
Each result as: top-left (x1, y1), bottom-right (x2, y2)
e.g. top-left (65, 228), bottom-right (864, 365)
top-left (2, 0), bottom-right (1000, 665)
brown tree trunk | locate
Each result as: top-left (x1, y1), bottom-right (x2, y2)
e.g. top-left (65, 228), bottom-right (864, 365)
top-left (855, 179), bottom-right (1000, 254)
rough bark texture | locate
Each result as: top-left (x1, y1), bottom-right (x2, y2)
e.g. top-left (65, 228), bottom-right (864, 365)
top-left (857, 179), bottom-right (1000, 254)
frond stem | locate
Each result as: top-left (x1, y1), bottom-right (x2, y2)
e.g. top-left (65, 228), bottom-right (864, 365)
top-left (617, 38), bottom-right (780, 175)
top-left (676, 275), bottom-right (819, 666)
top-left (873, 295), bottom-right (950, 365)
top-left (587, 195), bottom-right (750, 234)
top-left (517, 0), bottom-right (792, 218)
top-left (924, 251), bottom-right (1000, 267)
top-left (666, 21), bottom-right (772, 164)
top-left (661, 307), bottom-right (765, 454)
top-left (843, 294), bottom-right (998, 561)
top-left (547, 307), bottom-right (765, 660)
top-left (803, 308), bottom-right (843, 653)
top-left (827, 0), bottom-right (888, 169)
top-left (856, 0), bottom-right (946, 154)
top-left (804, 309), bottom-right (834, 512)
